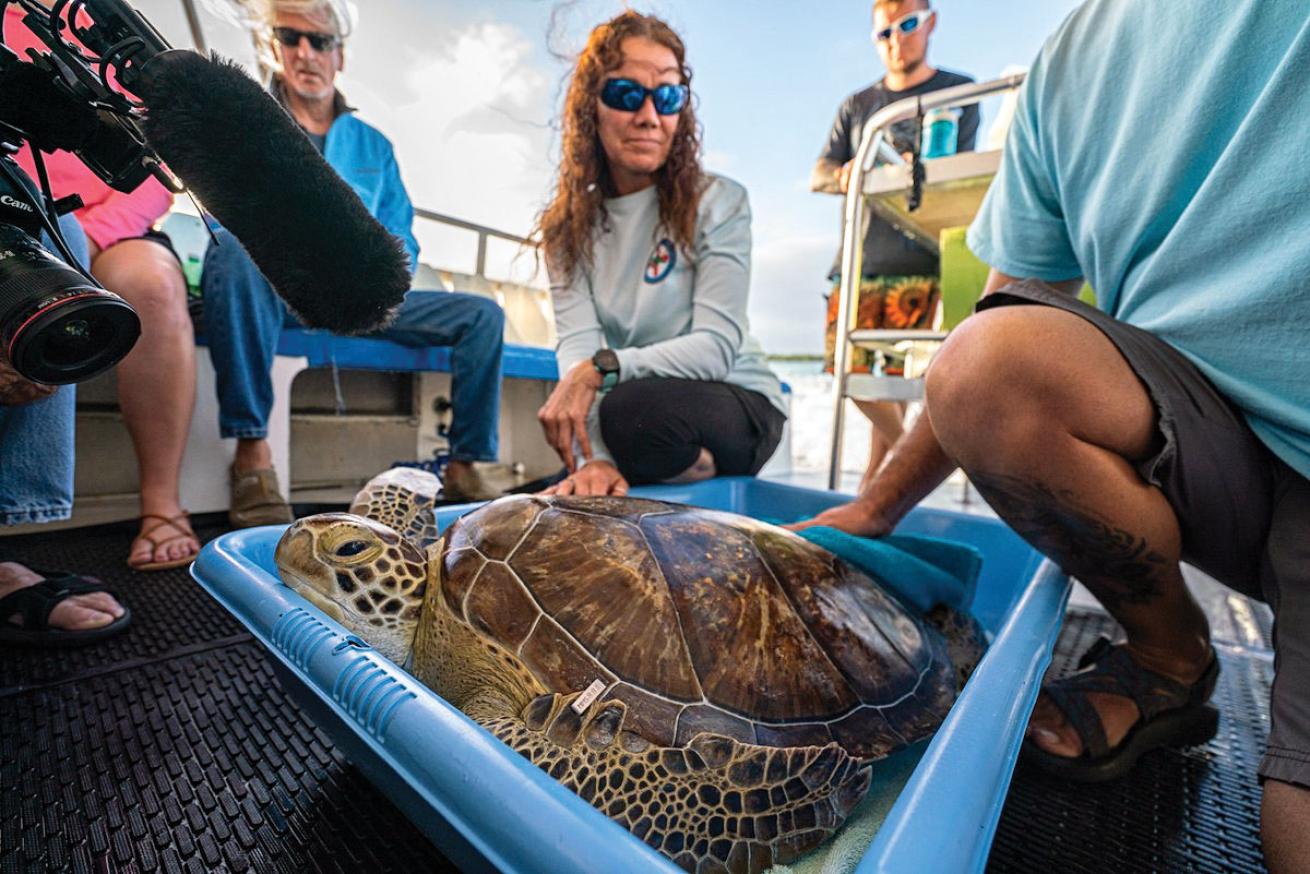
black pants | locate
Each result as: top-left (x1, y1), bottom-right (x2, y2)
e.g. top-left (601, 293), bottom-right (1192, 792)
top-left (599, 378), bottom-right (786, 485)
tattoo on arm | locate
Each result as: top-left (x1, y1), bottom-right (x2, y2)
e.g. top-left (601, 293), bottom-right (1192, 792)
top-left (969, 472), bottom-right (1169, 611)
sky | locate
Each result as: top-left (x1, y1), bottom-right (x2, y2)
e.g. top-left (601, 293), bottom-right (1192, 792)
top-left (138, 0), bottom-right (1086, 354)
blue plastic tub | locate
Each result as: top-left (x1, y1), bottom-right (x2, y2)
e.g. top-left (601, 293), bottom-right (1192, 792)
top-left (192, 477), bottom-right (1070, 873)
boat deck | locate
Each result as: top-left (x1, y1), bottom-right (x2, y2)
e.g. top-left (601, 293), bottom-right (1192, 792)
top-left (0, 510), bottom-right (1272, 873)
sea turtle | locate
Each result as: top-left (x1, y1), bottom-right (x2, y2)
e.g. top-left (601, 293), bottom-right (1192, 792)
top-left (275, 470), bottom-right (983, 874)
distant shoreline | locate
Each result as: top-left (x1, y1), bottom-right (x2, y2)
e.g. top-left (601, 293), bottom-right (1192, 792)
top-left (768, 354), bottom-right (823, 362)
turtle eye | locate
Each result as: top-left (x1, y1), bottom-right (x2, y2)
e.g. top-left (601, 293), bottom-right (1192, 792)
top-left (335, 540), bottom-right (370, 558)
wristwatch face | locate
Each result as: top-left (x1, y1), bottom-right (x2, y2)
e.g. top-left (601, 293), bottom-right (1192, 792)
top-left (593, 348), bottom-right (619, 390)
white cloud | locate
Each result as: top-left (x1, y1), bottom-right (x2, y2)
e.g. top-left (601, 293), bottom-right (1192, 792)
top-left (748, 231), bottom-right (834, 356)
top-left (341, 22), bottom-right (556, 271)
top-left (702, 149), bottom-right (737, 174)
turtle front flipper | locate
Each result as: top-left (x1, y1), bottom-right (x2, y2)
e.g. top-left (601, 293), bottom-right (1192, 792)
top-left (349, 468), bottom-right (443, 548)
top-left (471, 690), bottom-right (871, 874)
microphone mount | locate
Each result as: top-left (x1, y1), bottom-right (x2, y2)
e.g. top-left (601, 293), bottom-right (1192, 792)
top-left (0, 0), bottom-right (179, 194)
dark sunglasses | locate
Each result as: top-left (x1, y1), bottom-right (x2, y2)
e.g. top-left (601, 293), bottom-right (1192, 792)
top-left (599, 78), bottom-right (689, 116)
top-left (273, 26), bottom-right (340, 52)
top-left (873, 10), bottom-right (934, 43)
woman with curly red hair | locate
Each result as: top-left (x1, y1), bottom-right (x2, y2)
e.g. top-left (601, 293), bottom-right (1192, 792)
top-left (536, 11), bottom-right (785, 497)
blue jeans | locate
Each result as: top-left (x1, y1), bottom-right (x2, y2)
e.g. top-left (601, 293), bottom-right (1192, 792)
top-left (202, 229), bottom-right (503, 461)
top-left (0, 214), bottom-right (90, 525)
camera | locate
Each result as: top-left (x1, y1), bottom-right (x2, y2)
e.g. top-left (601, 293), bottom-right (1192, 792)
top-left (0, 0), bottom-right (176, 385)
top-left (0, 157), bottom-right (140, 384)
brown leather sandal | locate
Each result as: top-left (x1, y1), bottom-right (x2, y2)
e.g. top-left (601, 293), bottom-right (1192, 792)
top-left (128, 512), bottom-right (200, 572)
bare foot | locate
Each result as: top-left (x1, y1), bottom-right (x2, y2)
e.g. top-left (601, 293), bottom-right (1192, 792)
top-left (1025, 642), bottom-right (1213, 757)
top-left (0, 562), bottom-right (124, 631)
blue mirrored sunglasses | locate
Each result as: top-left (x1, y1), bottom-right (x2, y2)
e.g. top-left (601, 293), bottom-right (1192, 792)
top-left (873, 10), bottom-right (934, 43)
top-left (600, 78), bottom-right (689, 116)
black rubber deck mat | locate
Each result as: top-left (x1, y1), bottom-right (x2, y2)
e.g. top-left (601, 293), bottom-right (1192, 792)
top-left (0, 642), bottom-right (454, 874)
top-left (0, 518), bottom-right (247, 693)
top-left (987, 609), bottom-right (1271, 874)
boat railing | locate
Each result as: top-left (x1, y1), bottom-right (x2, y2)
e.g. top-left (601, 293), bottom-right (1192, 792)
top-left (827, 73), bottom-right (1027, 489)
top-left (412, 207), bottom-right (538, 283)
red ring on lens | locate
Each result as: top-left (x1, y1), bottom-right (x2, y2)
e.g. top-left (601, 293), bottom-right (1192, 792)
top-left (5, 290), bottom-right (108, 362)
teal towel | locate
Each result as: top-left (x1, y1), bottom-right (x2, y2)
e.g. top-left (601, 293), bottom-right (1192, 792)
top-left (797, 527), bottom-right (982, 615)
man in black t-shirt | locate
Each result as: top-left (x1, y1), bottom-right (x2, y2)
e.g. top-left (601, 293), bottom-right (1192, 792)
top-left (813, 0), bottom-right (978, 490)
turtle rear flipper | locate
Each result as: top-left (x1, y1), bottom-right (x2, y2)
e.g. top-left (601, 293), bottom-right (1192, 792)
top-left (473, 690), bottom-right (872, 874)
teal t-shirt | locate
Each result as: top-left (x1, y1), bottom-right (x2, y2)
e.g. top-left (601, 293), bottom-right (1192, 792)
top-left (968, 1), bottom-right (1310, 479)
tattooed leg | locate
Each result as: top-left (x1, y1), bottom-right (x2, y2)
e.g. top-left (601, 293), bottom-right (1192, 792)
top-left (925, 304), bottom-right (1212, 758)
top-left (967, 473), bottom-right (1172, 613)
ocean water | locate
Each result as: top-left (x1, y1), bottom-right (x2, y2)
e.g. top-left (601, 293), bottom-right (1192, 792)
top-left (771, 360), bottom-right (887, 476)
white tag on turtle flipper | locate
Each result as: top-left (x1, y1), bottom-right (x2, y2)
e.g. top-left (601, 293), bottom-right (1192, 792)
top-left (571, 679), bottom-right (607, 715)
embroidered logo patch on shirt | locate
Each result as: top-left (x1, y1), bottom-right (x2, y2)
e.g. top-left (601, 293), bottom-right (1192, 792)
top-left (644, 238), bottom-right (676, 284)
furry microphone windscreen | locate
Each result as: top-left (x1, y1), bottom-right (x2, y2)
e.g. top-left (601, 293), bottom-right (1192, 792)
top-left (134, 51), bottom-right (409, 334)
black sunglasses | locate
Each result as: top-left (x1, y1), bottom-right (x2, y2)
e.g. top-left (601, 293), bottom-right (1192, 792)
top-left (273, 26), bottom-right (340, 52)
top-left (599, 78), bottom-right (689, 116)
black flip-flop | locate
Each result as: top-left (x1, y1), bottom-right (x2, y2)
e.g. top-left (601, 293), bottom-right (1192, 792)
top-left (0, 571), bottom-right (132, 648)
top-left (1020, 636), bottom-right (1220, 783)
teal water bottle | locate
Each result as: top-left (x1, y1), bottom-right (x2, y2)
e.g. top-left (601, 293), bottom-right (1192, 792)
top-left (923, 107), bottom-right (960, 159)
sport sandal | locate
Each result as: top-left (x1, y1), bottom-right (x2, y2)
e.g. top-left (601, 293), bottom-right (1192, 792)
top-left (1021, 635), bottom-right (1220, 783)
top-left (0, 571), bottom-right (132, 647)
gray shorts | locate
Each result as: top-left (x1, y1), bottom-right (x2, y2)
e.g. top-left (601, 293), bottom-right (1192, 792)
top-left (978, 280), bottom-right (1310, 788)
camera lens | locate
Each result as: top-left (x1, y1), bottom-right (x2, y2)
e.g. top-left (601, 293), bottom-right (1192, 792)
top-left (0, 224), bottom-right (140, 384)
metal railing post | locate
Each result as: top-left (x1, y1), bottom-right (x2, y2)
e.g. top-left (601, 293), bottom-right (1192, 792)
top-left (178, 0), bottom-right (207, 54)
top-left (411, 208), bottom-right (536, 281)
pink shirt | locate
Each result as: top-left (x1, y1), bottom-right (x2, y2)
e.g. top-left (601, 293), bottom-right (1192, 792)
top-left (5, 7), bottom-right (173, 252)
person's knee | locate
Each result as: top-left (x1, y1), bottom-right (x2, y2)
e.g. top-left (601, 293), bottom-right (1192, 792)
top-left (925, 308), bottom-right (1058, 464)
top-left (598, 382), bottom-right (653, 443)
top-left (599, 383), bottom-right (701, 480)
top-left (101, 261), bottom-right (188, 326)
top-left (471, 296), bottom-right (504, 336)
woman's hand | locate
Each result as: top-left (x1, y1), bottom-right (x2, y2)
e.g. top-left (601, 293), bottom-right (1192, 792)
top-left (542, 460), bottom-right (629, 497)
top-left (537, 359), bottom-right (602, 471)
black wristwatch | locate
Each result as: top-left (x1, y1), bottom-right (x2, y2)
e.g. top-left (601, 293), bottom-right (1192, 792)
top-left (592, 348), bottom-right (620, 393)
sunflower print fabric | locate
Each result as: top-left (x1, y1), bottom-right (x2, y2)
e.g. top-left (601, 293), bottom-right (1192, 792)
top-left (824, 275), bottom-right (940, 373)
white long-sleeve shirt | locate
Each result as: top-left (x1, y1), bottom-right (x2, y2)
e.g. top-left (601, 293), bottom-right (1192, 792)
top-left (551, 174), bottom-right (785, 465)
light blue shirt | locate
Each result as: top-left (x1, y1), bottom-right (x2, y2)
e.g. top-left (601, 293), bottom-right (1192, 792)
top-left (323, 112), bottom-right (420, 274)
top-left (968, 1), bottom-right (1310, 478)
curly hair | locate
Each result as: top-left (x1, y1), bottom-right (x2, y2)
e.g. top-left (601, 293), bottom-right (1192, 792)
top-left (535, 11), bottom-right (704, 284)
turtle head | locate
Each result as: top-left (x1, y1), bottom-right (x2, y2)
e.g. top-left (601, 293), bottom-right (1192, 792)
top-left (275, 513), bottom-right (428, 665)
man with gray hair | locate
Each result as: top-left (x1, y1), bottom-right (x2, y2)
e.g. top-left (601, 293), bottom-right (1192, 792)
top-left (202, 0), bottom-right (506, 525)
